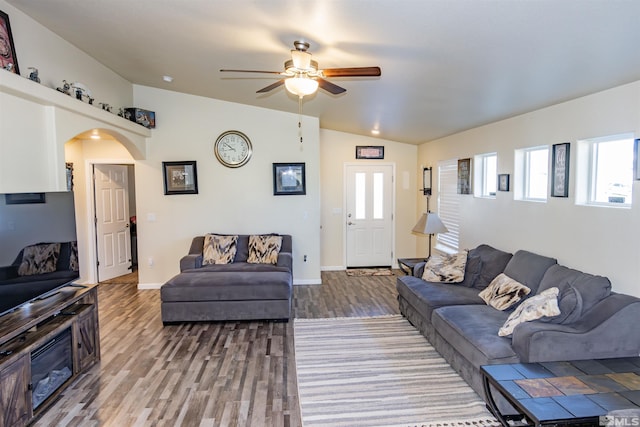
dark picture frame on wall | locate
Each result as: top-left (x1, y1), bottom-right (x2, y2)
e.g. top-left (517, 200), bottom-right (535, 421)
top-left (162, 161), bottom-right (198, 195)
top-left (273, 163), bottom-right (306, 195)
top-left (355, 146), bottom-right (384, 159)
top-left (498, 174), bottom-right (510, 192)
top-left (0, 10), bottom-right (20, 74)
top-left (551, 142), bottom-right (570, 197)
top-left (457, 158), bottom-right (471, 194)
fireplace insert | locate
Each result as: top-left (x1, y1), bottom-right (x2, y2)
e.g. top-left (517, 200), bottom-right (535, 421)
top-left (31, 328), bottom-right (73, 410)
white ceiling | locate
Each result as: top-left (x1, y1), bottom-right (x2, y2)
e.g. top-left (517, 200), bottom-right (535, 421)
top-left (7, 0), bottom-right (640, 144)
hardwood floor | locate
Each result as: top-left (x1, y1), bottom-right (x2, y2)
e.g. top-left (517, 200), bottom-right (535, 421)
top-left (34, 270), bottom-right (401, 427)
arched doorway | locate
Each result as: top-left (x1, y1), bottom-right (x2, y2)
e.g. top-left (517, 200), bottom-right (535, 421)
top-left (65, 129), bottom-right (139, 284)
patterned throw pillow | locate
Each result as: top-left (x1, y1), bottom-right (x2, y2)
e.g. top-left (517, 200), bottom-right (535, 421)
top-left (247, 235), bottom-right (283, 265)
top-left (479, 273), bottom-right (531, 310)
top-left (202, 234), bottom-right (238, 265)
top-left (421, 251), bottom-right (468, 283)
top-left (498, 287), bottom-right (561, 337)
top-left (17, 243), bottom-right (61, 276)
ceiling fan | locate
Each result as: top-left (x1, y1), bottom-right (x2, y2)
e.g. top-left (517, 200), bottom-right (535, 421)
top-left (220, 41), bottom-right (381, 98)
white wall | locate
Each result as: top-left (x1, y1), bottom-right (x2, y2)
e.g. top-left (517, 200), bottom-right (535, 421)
top-left (320, 129), bottom-right (419, 269)
top-left (132, 85), bottom-right (321, 286)
top-left (420, 81), bottom-right (640, 297)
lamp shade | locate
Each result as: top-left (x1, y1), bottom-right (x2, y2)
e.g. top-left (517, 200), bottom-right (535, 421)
top-left (284, 76), bottom-right (319, 97)
top-left (412, 212), bottom-right (448, 235)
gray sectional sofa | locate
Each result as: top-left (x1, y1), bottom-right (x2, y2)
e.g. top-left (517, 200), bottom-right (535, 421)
top-left (161, 234), bottom-right (292, 323)
top-left (397, 244), bottom-right (640, 412)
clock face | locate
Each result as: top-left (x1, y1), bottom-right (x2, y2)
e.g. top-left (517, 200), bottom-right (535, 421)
top-left (214, 131), bottom-right (252, 168)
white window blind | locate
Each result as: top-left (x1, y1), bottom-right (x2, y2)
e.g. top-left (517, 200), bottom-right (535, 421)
top-left (437, 159), bottom-right (460, 251)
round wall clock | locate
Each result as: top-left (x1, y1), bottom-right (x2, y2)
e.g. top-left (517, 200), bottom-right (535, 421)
top-left (214, 130), bottom-right (252, 168)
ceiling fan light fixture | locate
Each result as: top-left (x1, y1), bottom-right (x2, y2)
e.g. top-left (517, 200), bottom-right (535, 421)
top-left (291, 50), bottom-right (312, 70)
top-left (285, 76), bottom-right (318, 97)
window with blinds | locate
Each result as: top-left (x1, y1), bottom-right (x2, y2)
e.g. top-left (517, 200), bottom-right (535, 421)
top-left (437, 159), bottom-right (460, 251)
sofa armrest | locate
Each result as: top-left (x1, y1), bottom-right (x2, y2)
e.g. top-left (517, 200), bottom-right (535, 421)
top-left (180, 254), bottom-right (203, 272)
top-left (413, 261), bottom-right (427, 277)
top-left (512, 293), bottom-right (640, 362)
top-left (277, 252), bottom-right (293, 273)
top-left (0, 266), bottom-right (18, 281)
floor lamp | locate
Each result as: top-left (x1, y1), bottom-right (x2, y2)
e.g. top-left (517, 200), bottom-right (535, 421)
top-left (412, 212), bottom-right (448, 259)
top-left (413, 166), bottom-right (448, 258)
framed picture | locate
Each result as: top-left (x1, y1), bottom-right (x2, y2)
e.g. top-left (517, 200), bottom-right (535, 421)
top-left (355, 146), bottom-right (384, 159)
top-left (5, 193), bottom-right (45, 204)
top-left (0, 10), bottom-right (19, 74)
top-left (634, 139), bottom-right (640, 180)
top-left (498, 174), bottom-right (510, 192)
top-left (551, 142), bottom-right (570, 197)
top-left (273, 163), bottom-right (306, 195)
top-left (457, 158), bottom-right (471, 194)
top-left (162, 161), bottom-right (198, 195)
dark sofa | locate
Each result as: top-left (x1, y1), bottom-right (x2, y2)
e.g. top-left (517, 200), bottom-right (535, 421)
top-left (161, 234), bottom-right (293, 323)
top-left (0, 241), bottom-right (79, 314)
top-left (397, 244), bottom-right (640, 412)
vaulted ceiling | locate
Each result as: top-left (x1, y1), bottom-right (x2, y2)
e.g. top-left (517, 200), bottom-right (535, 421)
top-left (7, 0), bottom-right (640, 144)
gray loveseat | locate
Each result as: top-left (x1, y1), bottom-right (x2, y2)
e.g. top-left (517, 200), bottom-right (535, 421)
top-left (397, 244), bottom-right (640, 412)
top-left (161, 234), bottom-right (292, 323)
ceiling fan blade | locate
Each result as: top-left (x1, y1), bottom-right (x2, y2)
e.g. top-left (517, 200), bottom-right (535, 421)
top-left (317, 78), bottom-right (346, 95)
top-left (256, 79), bottom-right (285, 93)
top-left (220, 69), bottom-right (283, 75)
top-left (321, 67), bottom-right (381, 77)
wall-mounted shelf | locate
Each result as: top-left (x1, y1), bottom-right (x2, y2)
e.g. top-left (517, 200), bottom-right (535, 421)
top-left (0, 70), bottom-right (150, 138)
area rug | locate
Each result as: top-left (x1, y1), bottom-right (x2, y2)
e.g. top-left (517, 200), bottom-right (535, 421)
top-left (345, 268), bottom-right (394, 276)
top-left (294, 315), bottom-right (500, 427)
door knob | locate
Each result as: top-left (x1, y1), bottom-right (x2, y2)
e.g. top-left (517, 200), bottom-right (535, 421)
top-left (348, 221), bottom-right (355, 225)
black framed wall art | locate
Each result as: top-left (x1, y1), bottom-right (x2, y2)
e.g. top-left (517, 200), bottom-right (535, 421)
top-left (163, 161), bottom-right (198, 195)
top-left (355, 146), bottom-right (384, 159)
top-left (551, 143), bottom-right (570, 197)
top-left (273, 163), bottom-right (306, 195)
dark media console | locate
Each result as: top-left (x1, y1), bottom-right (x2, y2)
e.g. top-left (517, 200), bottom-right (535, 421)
top-left (0, 283), bottom-right (100, 427)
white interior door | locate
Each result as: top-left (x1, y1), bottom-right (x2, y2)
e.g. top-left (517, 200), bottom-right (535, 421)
top-left (345, 164), bottom-right (394, 267)
top-left (94, 164), bottom-right (131, 281)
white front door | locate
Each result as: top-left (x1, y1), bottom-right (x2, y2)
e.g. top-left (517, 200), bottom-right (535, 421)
top-left (94, 164), bottom-right (131, 281)
top-left (345, 164), bottom-right (394, 267)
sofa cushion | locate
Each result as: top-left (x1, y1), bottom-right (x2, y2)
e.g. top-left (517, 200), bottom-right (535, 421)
top-left (536, 264), bottom-right (611, 316)
top-left (468, 244), bottom-right (513, 290)
top-left (539, 285), bottom-right (583, 325)
top-left (457, 253), bottom-right (482, 287)
top-left (203, 234), bottom-right (238, 265)
top-left (499, 287), bottom-right (561, 337)
top-left (503, 250), bottom-right (557, 295)
top-left (247, 235), bottom-right (282, 264)
top-left (421, 251), bottom-right (467, 283)
top-left (431, 305), bottom-right (519, 367)
top-left (396, 275), bottom-right (485, 322)
top-left (18, 243), bottom-right (61, 276)
top-left (479, 273), bottom-right (531, 310)
top-left (161, 270), bottom-right (292, 302)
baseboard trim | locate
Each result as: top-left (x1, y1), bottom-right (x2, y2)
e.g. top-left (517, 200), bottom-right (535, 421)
top-left (321, 265), bottom-right (345, 271)
top-left (137, 282), bottom-right (163, 290)
top-left (294, 278), bottom-right (322, 286)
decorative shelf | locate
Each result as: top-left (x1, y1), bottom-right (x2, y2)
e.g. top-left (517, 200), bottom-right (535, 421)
top-left (0, 69), bottom-right (151, 138)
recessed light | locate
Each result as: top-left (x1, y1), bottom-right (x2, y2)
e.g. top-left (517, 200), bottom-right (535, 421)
top-left (162, 75), bottom-right (174, 83)
top-left (371, 129), bottom-right (380, 135)
top-left (90, 130), bottom-right (100, 140)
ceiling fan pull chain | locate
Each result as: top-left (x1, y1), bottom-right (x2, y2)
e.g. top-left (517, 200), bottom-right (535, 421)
top-left (298, 95), bottom-right (303, 144)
